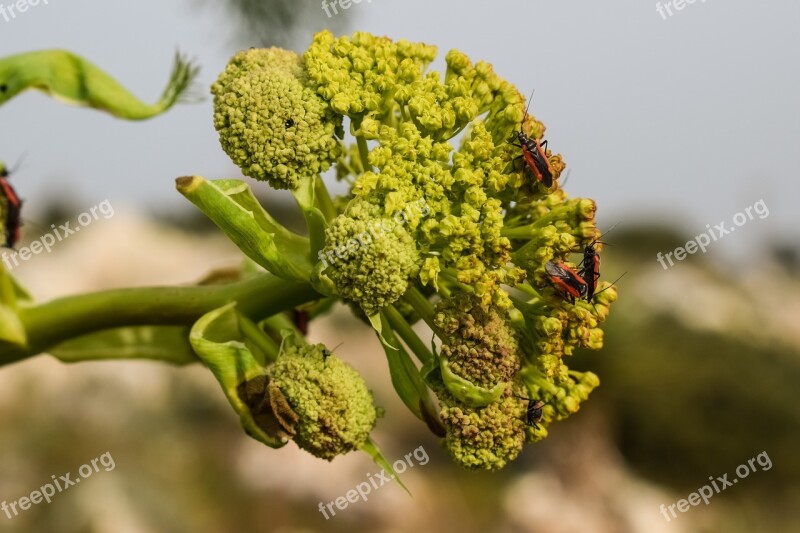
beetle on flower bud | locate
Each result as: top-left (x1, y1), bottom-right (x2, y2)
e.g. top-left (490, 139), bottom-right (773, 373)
top-left (544, 261), bottom-right (588, 304)
top-left (508, 91), bottom-right (557, 188)
top-left (514, 394), bottom-right (555, 430)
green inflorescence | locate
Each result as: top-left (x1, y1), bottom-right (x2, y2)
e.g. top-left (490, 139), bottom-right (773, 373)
top-left (207, 30), bottom-right (619, 470)
top-left (439, 387), bottom-right (527, 470)
top-left (268, 342), bottom-right (378, 460)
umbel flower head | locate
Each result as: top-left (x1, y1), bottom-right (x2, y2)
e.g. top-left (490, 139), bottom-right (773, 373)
top-left (268, 341), bottom-right (378, 460)
top-left (211, 48), bottom-right (342, 189)
top-left (206, 30), bottom-right (620, 471)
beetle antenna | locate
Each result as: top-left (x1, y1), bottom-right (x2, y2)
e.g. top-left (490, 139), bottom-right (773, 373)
top-left (592, 271), bottom-right (628, 299)
top-left (589, 221), bottom-right (622, 246)
top-left (8, 152), bottom-right (27, 176)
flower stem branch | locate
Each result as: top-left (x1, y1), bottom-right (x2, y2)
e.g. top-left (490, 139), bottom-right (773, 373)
top-left (1, 274), bottom-right (320, 365)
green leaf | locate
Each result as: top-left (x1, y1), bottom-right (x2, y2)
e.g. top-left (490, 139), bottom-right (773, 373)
top-left (49, 326), bottom-right (197, 364)
top-left (291, 175), bottom-right (328, 261)
top-left (419, 336), bottom-right (441, 385)
top-left (376, 312), bottom-right (444, 436)
top-left (0, 306), bottom-right (26, 347)
top-left (176, 176), bottom-right (312, 281)
top-left (189, 302), bottom-right (290, 449)
top-left (0, 49), bottom-right (199, 120)
top-left (0, 265), bottom-right (27, 346)
top-left (360, 436), bottom-right (410, 496)
top-left (440, 355), bottom-right (506, 407)
top-left (385, 305), bottom-right (432, 364)
top-left (368, 312), bottom-right (397, 350)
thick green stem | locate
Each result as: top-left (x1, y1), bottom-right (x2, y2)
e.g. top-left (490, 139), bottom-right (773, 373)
top-left (314, 177), bottom-right (338, 222)
top-left (402, 286), bottom-right (441, 336)
top-left (1, 274), bottom-right (320, 365)
top-left (385, 305), bottom-right (432, 365)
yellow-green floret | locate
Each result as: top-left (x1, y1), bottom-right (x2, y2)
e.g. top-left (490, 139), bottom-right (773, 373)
top-left (435, 292), bottom-right (521, 389)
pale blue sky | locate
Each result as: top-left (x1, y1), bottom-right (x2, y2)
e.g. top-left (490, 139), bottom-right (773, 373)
top-left (1, 0), bottom-right (798, 256)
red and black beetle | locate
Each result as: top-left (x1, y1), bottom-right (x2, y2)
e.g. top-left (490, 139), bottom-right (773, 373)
top-left (508, 91), bottom-right (556, 188)
top-left (544, 260), bottom-right (587, 304)
top-left (0, 164), bottom-right (22, 249)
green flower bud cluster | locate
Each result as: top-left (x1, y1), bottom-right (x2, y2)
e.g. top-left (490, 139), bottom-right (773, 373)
top-left (302, 32), bottom-right (582, 315)
top-left (438, 386), bottom-right (526, 470)
top-left (306, 31), bottom-right (437, 120)
top-left (211, 48), bottom-right (342, 189)
top-left (314, 201), bottom-right (421, 317)
top-left (434, 293), bottom-right (521, 389)
top-left (268, 342), bottom-right (378, 460)
top-left (430, 293), bottom-right (530, 469)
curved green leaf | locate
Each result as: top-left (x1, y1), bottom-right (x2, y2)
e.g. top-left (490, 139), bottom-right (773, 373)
top-left (189, 303), bottom-right (289, 449)
top-left (0, 264), bottom-right (27, 346)
top-left (177, 176), bottom-right (312, 281)
top-left (440, 355), bottom-right (506, 407)
top-left (0, 50), bottom-right (199, 120)
top-left (376, 312), bottom-right (443, 435)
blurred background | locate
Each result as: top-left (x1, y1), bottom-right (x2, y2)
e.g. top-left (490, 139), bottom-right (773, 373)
top-left (1, 0), bottom-right (799, 531)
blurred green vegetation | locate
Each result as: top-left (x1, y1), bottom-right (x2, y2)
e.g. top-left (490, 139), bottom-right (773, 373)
top-left (571, 226), bottom-right (800, 532)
